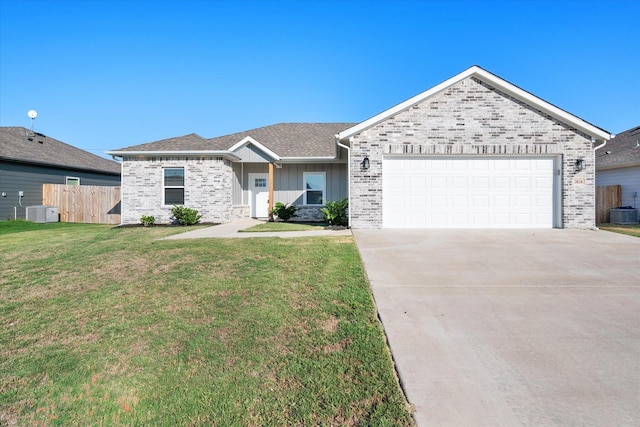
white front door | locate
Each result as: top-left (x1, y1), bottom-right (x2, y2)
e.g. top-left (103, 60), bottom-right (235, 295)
top-left (249, 173), bottom-right (269, 217)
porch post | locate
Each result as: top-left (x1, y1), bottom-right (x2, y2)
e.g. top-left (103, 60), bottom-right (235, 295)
top-left (268, 162), bottom-right (274, 221)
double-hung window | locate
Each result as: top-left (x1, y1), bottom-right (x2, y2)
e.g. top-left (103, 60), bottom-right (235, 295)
top-left (303, 172), bottom-right (325, 205)
top-left (164, 167), bottom-right (185, 205)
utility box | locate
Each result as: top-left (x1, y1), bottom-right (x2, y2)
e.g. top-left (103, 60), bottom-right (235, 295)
top-left (610, 207), bottom-right (638, 225)
top-left (26, 206), bottom-right (60, 223)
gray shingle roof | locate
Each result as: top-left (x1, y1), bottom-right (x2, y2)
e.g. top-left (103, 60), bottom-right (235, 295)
top-left (0, 127), bottom-right (121, 174)
top-left (111, 123), bottom-right (356, 158)
top-left (596, 126), bottom-right (640, 169)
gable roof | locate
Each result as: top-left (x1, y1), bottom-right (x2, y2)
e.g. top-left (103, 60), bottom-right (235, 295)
top-left (107, 123), bottom-right (355, 160)
top-left (0, 126), bottom-right (121, 175)
top-left (337, 65), bottom-right (612, 143)
top-left (596, 125), bottom-right (640, 170)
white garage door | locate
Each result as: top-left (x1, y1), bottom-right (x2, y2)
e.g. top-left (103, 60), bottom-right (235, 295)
top-left (383, 157), bottom-right (556, 228)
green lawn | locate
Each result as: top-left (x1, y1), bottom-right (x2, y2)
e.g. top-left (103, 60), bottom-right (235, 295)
top-left (598, 223), bottom-right (640, 238)
top-left (240, 221), bottom-right (329, 232)
top-left (0, 221), bottom-right (413, 426)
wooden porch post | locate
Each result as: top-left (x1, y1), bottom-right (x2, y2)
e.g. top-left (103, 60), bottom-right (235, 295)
top-left (268, 162), bottom-right (274, 221)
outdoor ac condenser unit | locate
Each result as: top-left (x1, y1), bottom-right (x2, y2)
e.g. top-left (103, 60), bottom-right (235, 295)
top-left (26, 206), bottom-right (60, 223)
top-left (610, 208), bottom-right (638, 225)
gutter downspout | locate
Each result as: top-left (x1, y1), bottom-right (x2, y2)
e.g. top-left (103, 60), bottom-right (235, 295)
top-left (110, 155), bottom-right (124, 226)
top-left (593, 135), bottom-right (612, 152)
top-left (336, 137), bottom-right (352, 228)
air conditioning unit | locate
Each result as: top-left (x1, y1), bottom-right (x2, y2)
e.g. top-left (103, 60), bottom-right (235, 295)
top-left (26, 206), bottom-right (59, 223)
top-left (610, 208), bottom-right (638, 225)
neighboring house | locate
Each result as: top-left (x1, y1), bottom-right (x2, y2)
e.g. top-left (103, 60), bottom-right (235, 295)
top-left (0, 126), bottom-right (121, 220)
top-left (108, 65), bottom-right (611, 229)
top-left (595, 125), bottom-right (640, 211)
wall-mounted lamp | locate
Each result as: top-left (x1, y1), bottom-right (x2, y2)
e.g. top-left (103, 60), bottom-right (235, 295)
top-left (575, 158), bottom-right (586, 172)
top-left (361, 156), bottom-right (370, 170)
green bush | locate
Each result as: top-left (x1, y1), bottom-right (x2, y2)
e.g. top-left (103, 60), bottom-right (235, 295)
top-left (170, 205), bottom-right (202, 226)
top-left (140, 215), bottom-right (156, 227)
top-left (321, 198), bottom-right (348, 226)
top-left (271, 202), bottom-right (298, 222)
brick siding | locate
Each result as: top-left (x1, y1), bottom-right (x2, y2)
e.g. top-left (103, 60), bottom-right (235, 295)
top-left (349, 76), bottom-right (596, 229)
top-left (121, 157), bottom-right (232, 224)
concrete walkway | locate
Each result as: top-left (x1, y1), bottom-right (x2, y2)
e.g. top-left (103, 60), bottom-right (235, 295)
top-left (354, 229), bottom-right (640, 426)
top-left (162, 218), bottom-right (352, 239)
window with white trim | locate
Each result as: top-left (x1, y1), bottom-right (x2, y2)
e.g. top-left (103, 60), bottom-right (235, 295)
top-left (65, 176), bottom-right (80, 186)
top-left (164, 167), bottom-right (184, 205)
top-left (303, 172), bottom-right (325, 205)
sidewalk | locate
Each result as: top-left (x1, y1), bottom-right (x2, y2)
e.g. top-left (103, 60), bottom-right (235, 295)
top-left (162, 218), bottom-right (352, 240)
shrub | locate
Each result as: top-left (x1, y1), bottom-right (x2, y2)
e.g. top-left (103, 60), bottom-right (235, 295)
top-left (321, 198), bottom-right (348, 227)
top-left (271, 202), bottom-right (298, 222)
top-left (140, 215), bottom-right (156, 227)
top-left (170, 205), bottom-right (202, 226)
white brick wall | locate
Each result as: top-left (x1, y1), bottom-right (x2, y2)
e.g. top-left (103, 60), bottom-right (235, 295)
top-left (121, 157), bottom-right (233, 224)
top-left (350, 77), bottom-right (596, 229)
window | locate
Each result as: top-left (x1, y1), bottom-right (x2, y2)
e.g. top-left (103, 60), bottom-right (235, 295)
top-left (65, 176), bottom-right (80, 186)
top-left (254, 178), bottom-right (267, 188)
top-left (164, 167), bottom-right (184, 205)
top-left (303, 172), bottom-right (325, 205)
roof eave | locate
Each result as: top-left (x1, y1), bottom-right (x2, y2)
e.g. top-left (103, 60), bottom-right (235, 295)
top-left (0, 155), bottom-right (121, 175)
top-left (338, 65), bottom-right (612, 143)
top-left (278, 156), bottom-right (340, 163)
top-left (596, 161), bottom-right (640, 171)
top-left (105, 150), bottom-right (241, 161)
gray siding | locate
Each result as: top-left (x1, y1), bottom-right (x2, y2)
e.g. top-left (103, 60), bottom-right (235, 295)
top-left (596, 166), bottom-right (640, 208)
top-left (232, 162), bottom-right (347, 206)
top-left (0, 160), bottom-right (120, 220)
top-left (234, 144), bottom-right (273, 163)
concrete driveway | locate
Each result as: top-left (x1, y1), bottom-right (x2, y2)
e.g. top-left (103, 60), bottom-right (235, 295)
top-left (353, 229), bottom-right (640, 426)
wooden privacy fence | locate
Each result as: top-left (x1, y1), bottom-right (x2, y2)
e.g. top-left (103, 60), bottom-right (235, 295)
top-left (595, 185), bottom-right (622, 224)
top-left (43, 184), bottom-right (121, 224)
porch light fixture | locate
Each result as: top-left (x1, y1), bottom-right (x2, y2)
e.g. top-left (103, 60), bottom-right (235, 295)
top-left (361, 156), bottom-right (370, 170)
top-left (575, 158), bottom-right (586, 172)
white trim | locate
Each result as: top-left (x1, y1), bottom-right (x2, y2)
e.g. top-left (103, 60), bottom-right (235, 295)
top-left (65, 176), bottom-right (80, 186)
top-left (337, 65), bottom-right (611, 143)
top-left (229, 136), bottom-right (281, 161)
top-left (249, 173), bottom-right (269, 217)
top-left (162, 167), bottom-right (185, 206)
top-left (303, 171), bottom-right (326, 206)
top-left (105, 150), bottom-right (241, 161)
top-left (336, 139), bottom-right (352, 228)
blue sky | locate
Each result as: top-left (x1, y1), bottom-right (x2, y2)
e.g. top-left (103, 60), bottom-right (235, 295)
top-left (1, 0), bottom-right (638, 159)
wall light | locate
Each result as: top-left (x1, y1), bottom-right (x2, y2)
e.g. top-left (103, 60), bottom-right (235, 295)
top-left (361, 157), bottom-right (370, 170)
top-left (575, 158), bottom-right (586, 172)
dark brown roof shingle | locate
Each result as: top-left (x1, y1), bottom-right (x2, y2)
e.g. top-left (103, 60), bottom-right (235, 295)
top-left (111, 123), bottom-right (356, 158)
top-left (596, 126), bottom-right (640, 169)
top-left (0, 127), bottom-right (121, 174)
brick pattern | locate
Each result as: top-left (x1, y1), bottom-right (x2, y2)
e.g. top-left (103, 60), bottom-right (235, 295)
top-left (290, 206), bottom-right (324, 222)
top-left (121, 157), bottom-right (232, 224)
top-left (349, 77), bottom-right (596, 229)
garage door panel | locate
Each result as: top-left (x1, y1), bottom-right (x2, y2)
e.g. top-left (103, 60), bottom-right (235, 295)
top-left (383, 157), bottom-right (555, 228)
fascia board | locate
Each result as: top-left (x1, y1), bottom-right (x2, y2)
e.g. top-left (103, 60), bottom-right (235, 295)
top-left (338, 65), bottom-right (611, 142)
top-left (228, 136), bottom-right (281, 161)
top-left (596, 161), bottom-right (640, 171)
top-left (278, 156), bottom-right (340, 163)
top-left (105, 150), bottom-right (241, 161)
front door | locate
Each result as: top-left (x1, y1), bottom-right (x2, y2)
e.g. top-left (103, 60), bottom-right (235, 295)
top-left (249, 173), bottom-right (269, 217)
